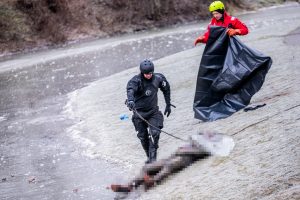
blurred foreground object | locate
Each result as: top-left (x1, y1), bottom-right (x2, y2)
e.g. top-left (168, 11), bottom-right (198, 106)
top-left (109, 131), bottom-right (234, 196)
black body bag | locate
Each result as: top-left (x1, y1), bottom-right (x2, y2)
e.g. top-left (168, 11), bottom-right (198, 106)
top-left (193, 26), bottom-right (272, 121)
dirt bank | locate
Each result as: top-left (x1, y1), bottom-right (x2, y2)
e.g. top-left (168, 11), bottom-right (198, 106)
top-left (1, 0), bottom-right (297, 56)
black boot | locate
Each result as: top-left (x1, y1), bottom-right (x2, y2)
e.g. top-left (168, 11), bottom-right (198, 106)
top-left (148, 150), bottom-right (157, 163)
top-left (137, 131), bottom-right (150, 162)
top-left (148, 129), bottom-right (160, 163)
top-left (140, 141), bottom-right (150, 162)
top-left (145, 159), bottom-right (151, 164)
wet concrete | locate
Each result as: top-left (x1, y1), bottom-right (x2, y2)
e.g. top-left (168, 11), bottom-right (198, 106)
top-left (0, 3), bottom-right (299, 200)
top-left (284, 27), bottom-right (300, 46)
top-left (61, 4), bottom-right (300, 200)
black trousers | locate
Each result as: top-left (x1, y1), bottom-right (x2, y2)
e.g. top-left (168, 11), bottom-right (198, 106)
top-left (132, 109), bottom-right (164, 162)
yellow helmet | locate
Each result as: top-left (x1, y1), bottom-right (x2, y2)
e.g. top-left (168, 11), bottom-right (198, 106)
top-left (209, 1), bottom-right (225, 12)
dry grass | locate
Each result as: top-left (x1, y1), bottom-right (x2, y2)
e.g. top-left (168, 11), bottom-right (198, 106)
top-left (0, 0), bottom-right (298, 54)
top-left (0, 3), bottom-right (28, 41)
top-left (15, 0), bottom-right (92, 43)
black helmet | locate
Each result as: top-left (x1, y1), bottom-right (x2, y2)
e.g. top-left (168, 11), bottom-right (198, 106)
top-left (140, 59), bottom-right (154, 74)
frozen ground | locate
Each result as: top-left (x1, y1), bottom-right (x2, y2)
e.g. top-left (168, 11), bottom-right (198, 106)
top-left (64, 3), bottom-right (300, 200)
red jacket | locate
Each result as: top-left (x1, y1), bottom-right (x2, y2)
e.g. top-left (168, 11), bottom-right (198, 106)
top-left (202, 11), bottom-right (248, 43)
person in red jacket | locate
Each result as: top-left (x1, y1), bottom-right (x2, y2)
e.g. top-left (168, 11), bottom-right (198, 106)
top-left (194, 1), bottom-right (248, 45)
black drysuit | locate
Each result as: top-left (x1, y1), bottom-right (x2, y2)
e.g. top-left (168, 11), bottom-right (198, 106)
top-left (127, 73), bottom-right (171, 162)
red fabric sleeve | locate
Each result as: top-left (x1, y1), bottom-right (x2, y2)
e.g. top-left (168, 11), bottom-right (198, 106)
top-left (202, 25), bottom-right (210, 43)
top-left (202, 21), bottom-right (213, 43)
top-left (232, 18), bottom-right (249, 35)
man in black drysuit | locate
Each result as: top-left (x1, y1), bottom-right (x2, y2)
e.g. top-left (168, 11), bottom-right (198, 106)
top-left (126, 59), bottom-right (174, 163)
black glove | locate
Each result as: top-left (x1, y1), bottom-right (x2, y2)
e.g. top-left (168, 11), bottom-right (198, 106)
top-left (127, 100), bottom-right (135, 111)
top-left (164, 104), bottom-right (176, 117)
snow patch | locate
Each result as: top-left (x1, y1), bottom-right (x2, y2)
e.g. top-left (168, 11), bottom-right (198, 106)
top-left (0, 116), bottom-right (7, 122)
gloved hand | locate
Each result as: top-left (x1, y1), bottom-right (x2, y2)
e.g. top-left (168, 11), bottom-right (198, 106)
top-left (194, 36), bottom-right (205, 46)
top-left (164, 104), bottom-right (176, 117)
top-left (127, 100), bottom-right (135, 111)
top-left (227, 28), bottom-right (241, 36)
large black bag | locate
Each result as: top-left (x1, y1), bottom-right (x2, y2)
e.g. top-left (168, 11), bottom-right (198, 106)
top-left (193, 26), bottom-right (272, 121)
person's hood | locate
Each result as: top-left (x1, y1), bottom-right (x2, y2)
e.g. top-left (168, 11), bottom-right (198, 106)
top-left (217, 10), bottom-right (228, 22)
